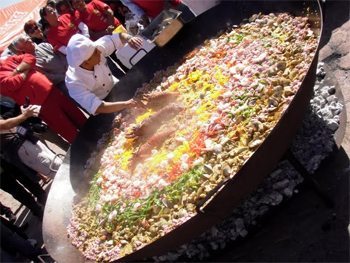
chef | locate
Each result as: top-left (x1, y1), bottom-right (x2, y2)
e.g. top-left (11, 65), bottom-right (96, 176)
top-left (65, 33), bottom-right (143, 115)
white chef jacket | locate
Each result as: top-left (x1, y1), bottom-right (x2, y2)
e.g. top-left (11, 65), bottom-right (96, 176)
top-left (65, 34), bottom-right (123, 114)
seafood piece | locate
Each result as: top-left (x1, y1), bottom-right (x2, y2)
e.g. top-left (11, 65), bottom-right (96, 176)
top-left (126, 103), bottom-right (184, 139)
top-left (130, 128), bottom-right (176, 171)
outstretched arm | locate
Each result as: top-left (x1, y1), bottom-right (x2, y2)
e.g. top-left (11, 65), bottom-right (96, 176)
top-left (95, 99), bottom-right (143, 114)
top-left (0, 105), bottom-right (40, 131)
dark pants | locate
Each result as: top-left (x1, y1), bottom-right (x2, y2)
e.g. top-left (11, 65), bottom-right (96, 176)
top-left (1, 217), bottom-right (27, 239)
top-left (1, 222), bottom-right (43, 261)
top-left (0, 160), bottom-right (44, 217)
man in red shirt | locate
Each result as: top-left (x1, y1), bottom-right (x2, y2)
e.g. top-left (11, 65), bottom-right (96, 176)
top-left (71, 0), bottom-right (121, 41)
top-left (0, 54), bottom-right (87, 143)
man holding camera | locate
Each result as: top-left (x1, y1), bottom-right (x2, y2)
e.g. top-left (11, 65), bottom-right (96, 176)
top-left (0, 99), bottom-right (62, 179)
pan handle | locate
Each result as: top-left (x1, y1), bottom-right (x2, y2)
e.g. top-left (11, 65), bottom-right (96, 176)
top-left (129, 48), bottom-right (148, 66)
top-left (195, 177), bottom-right (230, 214)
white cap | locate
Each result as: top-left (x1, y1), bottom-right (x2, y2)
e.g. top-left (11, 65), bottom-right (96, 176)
top-left (66, 34), bottom-right (96, 67)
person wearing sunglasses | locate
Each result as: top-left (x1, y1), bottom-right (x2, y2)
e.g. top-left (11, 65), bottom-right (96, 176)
top-left (23, 20), bottom-right (45, 45)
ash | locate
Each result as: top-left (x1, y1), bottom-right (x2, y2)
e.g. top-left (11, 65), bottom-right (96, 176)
top-left (154, 62), bottom-right (343, 261)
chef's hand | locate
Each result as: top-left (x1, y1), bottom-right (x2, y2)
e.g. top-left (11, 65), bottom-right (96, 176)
top-left (20, 105), bottom-right (41, 118)
top-left (127, 36), bottom-right (143, 50)
top-left (128, 98), bottom-right (146, 108)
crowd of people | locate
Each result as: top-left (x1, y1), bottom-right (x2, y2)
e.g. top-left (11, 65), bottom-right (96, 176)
top-left (0, 0), bottom-right (191, 261)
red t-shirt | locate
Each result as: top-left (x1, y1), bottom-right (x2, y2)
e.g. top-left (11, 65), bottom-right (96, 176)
top-left (132, 0), bottom-right (181, 18)
top-left (76, 0), bottom-right (120, 33)
top-left (46, 13), bottom-right (81, 51)
top-left (0, 54), bottom-right (52, 105)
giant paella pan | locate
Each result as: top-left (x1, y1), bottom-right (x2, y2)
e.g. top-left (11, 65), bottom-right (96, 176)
top-left (43, 0), bottom-right (323, 261)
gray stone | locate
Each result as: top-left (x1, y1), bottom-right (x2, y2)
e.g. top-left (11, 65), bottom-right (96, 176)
top-left (327, 120), bottom-right (340, 132)
top-left (339, 53), bottom-right (350, 70)
top-left (319, 44), bottom-right (332, 62)
top-left (210, 241), bottom-right (218, 250)
top-left (342, 20), bottom-right (350, 32)
top-left (313, 96), bottom-right (326, 107)
top-left (239, 229), bottom-right (248, 237)
top-left (337, 41), bottom-right (350, 56)
top-left (283, 188), bottom-right (293, 197)
top-left (272, 179), bottom-right (290, 190)
top-left (329, 30), bottom-right (347, 48)
top-left (318, 108), bottom-right (333, 119)
top-left (321, 89), bottom-right (330, 99)
top-left (235, 218), bottom-right (245, 231)
top-left (269, 169), bottom-right (282, 178)
top-left (271, 192), bottom-right (283, 205)
top-left (328, 86), bottom-right (336, 95)
top-left (326, 95), bottom-right (338, 103)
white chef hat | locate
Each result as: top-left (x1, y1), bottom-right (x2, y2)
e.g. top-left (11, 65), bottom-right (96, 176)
top-left (66, 34), bottom-right (96, 67)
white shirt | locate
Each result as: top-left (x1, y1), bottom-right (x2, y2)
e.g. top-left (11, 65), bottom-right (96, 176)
top-left (65, 34), bottom-right (123, 114)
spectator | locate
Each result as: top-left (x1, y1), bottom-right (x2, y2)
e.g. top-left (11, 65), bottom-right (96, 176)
top-left (0, 53), bottom-right (87, 143)
top-left (46, 0), bottom-right (56, 8)
top-left (71, 0), bottom-right (121, 41)
top-left (23, 20), bottom-right (45, 45)
top-left (40, 4), bottom-right (89, 54)
top-left (120, 0), bottom-right (181, 24)
top-left (104, 0), bottom-right (130, 26)
top-left (0, 36), bottom-right (28, 60)
top-left (0, 158), bottom-right (45, 218)
top-left (56, 0), bottom-right (73, 15)
top-left (10, 35), bottom-right (68, 93)
top-left (0, 99), bottom-right (63, 178)
top-left (65, 33), bottom-right (143, 115)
